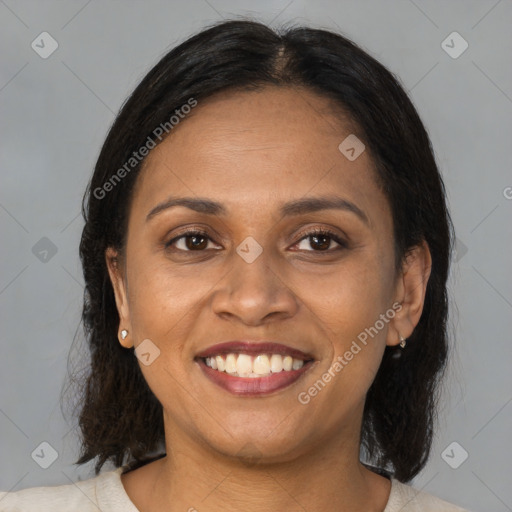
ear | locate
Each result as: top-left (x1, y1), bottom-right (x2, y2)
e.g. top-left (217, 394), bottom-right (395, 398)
top-left (105, 246), bottom-right (133, 348)
top-left (387, 239), bottom-right (432, 347)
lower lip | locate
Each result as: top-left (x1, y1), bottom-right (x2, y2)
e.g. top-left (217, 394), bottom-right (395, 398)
top-left (196, 358), bottom-right (314, 396)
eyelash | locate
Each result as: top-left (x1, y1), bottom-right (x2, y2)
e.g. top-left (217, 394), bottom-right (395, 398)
top-left (164, 227), bottom-right (347, 253)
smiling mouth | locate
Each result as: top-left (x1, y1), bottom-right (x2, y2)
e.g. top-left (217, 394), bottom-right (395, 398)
top-left (195, 352), bottom-right (315, 396)
top-left (194, 341), bottom-right (316, 395)
top-left (200, 352), bottom-right (312, 377)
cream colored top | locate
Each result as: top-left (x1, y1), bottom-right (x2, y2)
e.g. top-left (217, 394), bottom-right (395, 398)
top-left (0, 467), bottom-right (470, 511)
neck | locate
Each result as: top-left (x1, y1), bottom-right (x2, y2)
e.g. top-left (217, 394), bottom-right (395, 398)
top-left (125, 412), bottom-right (391, 512)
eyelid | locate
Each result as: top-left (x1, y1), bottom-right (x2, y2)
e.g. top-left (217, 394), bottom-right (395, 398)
top-left (165, 224), bottom-right (348, 252)
top-left (292, 226), bottom-right (348, 250)
top-left (164, 226), bottom-right (216, 248)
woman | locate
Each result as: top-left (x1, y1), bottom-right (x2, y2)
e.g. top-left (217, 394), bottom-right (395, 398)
top-left (0, 19), bottom-right (470, 511)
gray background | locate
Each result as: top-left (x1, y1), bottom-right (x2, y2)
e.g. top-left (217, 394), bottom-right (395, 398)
top-left (1, 1), bottom-right (511, 511)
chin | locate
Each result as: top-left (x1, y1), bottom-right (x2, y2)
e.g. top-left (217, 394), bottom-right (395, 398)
top-left (199, 422), bottom-right (311, 465)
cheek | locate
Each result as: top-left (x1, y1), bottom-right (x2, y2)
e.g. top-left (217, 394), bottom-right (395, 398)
top-left (304, 252), bottom-right (393, 334)
top-left (302, 253), bottom-right (393, 390)
top-left (124, 260), bottom-right (205, 418)
top-left (126, 256), bottom-right (212, 335)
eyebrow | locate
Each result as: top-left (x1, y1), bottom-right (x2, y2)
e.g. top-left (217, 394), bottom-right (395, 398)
top-left (146, 195), bottom-right (369, 225)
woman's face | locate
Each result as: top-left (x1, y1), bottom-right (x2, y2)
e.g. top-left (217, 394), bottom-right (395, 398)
top-left (107, 86), bottom-right (428, 463)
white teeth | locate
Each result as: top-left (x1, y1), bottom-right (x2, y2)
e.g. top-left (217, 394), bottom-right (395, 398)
top-left (236, 353), bottom-right (252, 376)
top-left (270, 354), bottom-right (283, 373)
top-left (283, 355), bottom-right (293, 371)
top-left (215, 355), bottom-right (225, 372)
top-left (225, 354), bottom-right (237, 374)
top-left (253, 354), bottom-right (270, 375)
top-left (203, 353), bottom-right (307, 377)
top-left (292, 358), bottom-right (303, 370)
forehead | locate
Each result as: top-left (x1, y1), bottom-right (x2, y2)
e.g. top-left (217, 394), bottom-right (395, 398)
top-left (130, 86), bottom-right (388, 226)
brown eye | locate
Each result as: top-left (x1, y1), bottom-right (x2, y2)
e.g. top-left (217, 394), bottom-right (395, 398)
top-left (165, 230), bottom-right (217, 251)
top-left (308, 233), bottom-right (332, 251)
top-left (294, 228), bottom-right (347, 252)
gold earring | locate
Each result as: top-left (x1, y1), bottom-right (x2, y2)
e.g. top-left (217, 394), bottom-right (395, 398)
top-left (399, 334), bottom-right (407, 348)
top-left (121, 329), bottom-right (128, 340)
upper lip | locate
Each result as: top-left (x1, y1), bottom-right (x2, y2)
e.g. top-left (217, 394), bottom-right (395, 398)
top-left (195, 341), bottom-right (315, 361)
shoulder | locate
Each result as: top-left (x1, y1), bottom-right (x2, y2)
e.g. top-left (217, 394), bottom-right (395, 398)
top-left (0, 467), bottom-right (139, 512)
top-left (385, 478), bottom-right (471, 512)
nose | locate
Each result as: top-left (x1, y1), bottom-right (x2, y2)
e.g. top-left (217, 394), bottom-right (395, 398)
top-left (211, 247), bottom-right (299, 326)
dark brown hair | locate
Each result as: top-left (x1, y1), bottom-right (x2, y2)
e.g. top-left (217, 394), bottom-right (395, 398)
top-left (65, 19), bottom-right (454, 482)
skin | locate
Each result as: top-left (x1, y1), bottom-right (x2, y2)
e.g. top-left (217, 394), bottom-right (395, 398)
top-left (106, 86), bottom-right (431, 512)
